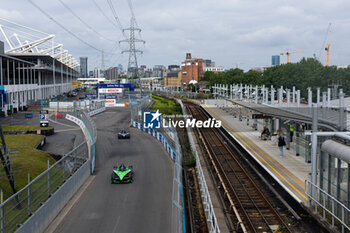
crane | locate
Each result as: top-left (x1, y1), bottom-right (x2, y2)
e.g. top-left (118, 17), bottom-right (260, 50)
top-left (325, 43), bottom-right (330, 67)
top-left (280, 50), bottom-right (304, 63)
top-left (317, 23), bottom-right (331, 61)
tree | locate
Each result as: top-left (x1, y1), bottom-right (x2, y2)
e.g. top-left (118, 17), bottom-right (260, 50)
top-left (205, 58), bottom-right (350, 99)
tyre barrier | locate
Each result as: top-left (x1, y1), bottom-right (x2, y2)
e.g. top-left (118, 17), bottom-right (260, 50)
top-left (3, 127), bottom-right (54, 136)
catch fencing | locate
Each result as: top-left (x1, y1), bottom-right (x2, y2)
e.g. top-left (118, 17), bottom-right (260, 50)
top-left (66, 101), bottom-right (101, 174)
top-left (131, 95), bottom-right (184, 233)
top-left (0, 100), bottom-right (103, 233)
top-left (131, 120), bottom-right (184, 233)
top-left (0, 141), bottom-right (88, 233)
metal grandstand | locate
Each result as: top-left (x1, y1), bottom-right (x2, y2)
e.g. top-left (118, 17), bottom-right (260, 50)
top-left (0, 18), bottom-right (79, 69)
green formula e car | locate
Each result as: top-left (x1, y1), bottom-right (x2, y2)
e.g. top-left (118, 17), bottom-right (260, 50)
top-left (111, 164), bottom-right (134, 184)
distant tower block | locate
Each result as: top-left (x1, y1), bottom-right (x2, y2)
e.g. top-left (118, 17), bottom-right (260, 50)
top-left (272, 55), bottom-right (280, 66)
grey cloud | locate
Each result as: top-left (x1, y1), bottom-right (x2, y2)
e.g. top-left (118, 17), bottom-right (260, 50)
top-left (0, 0), bottom-right (349, 70)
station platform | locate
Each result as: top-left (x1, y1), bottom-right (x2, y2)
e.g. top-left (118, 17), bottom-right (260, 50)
top-left (202, 104), bottom-right (310, 204)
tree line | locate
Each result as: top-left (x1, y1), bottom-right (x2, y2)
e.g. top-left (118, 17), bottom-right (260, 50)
top-left (201, 58), bottom-right (350, 100)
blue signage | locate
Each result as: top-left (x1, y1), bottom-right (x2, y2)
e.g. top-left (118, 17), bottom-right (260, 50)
top-left (96, 83), bottom-right (134, 92)
top-left (106, 95), bottom-right (116, 99)
top-left (85, 94), bottom-right (98, 99)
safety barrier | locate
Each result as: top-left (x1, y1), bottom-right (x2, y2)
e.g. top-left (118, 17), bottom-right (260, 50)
top-left (16, 160), bottom-right (90, 233)
top-left (131, 120), bottom-right (176, 161)
top-left (306, 180), bottom-right (350, 233)
top-left (131, 118), bottom-right (184, 233)
top-left (87, 107), bottom-right (106, 117)
top-left (0, 100), bottom-right (102, 233)
top-left (67, 103), bottom-right (100, 174)
top-left (131, 95), bottom-right (184, 233)
top-left (178, 99), bottom-right (221, 233)
top-left (1, 141), bottom-right (88, 233)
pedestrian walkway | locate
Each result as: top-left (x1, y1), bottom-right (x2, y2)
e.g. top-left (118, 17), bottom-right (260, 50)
top-left (202, 104), bottom-right (310, 204)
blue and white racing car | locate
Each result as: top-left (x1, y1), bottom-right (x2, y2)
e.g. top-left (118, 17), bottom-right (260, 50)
top-left (118, 129), bottom-right (130, 139)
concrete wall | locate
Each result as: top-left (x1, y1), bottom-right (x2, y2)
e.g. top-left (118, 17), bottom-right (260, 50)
top-left (16, 161), bottom-right (90, 233)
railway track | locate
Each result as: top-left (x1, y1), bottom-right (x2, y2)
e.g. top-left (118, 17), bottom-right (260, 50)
top-left (184, 101), bottom-right (291, 233)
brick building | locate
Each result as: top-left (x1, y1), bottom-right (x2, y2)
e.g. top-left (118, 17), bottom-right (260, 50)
top-left (181, 53), bottom-right (203, 86)
top-left (164, 71), bottom-right (182, 90)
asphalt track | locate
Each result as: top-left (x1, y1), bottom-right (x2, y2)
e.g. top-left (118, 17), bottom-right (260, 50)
top-left (52, 108), bottom-right (173, 233)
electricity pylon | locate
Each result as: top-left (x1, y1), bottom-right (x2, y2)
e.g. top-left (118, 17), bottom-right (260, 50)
top-left (119, 17), bottom-right (145, 78)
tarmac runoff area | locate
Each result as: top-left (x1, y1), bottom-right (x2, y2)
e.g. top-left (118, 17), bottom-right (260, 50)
top-left (0, 111), bottom-right (84, 156)
top-left (45, 108), bottom-right (174, 233)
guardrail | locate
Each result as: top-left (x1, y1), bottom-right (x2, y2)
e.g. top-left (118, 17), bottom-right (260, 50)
top-left (305, 180), bottom-right (350, 233)
top-left (178, 100), bottom-right (220, 233)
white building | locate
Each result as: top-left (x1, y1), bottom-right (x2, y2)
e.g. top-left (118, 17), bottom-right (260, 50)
top-left (0, 19), bottom-right (79, 115)
top-left (140, 77), bottom-right (163, 91)
top-left (203, 66), bottom-right (225, 73)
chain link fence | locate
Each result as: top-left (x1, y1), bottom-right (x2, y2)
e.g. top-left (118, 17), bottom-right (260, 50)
top-left (130, 95), bottom-right (152, 123)
top-left (0, 99), bottom-right (103, 233)
top-left (0, 141), bottom-right (87, 233)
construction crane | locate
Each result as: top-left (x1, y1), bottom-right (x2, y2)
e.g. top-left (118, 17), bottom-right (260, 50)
top-left (317, 23), bottom-right (331, 61)
top-left (280, 50), bottom-right (304, 63)
top-left (325, 43), bottom-right (330, 66)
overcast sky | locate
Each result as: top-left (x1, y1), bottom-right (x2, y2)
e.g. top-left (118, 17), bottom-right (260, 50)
top-left (0, 0), bottom-right (349, 71)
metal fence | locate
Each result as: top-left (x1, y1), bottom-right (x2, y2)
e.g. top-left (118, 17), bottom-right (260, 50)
top-left (306, 180), bottom-right (350, 233)
top-left (152, 90), bottom-right (197, 99)
top-left (65, 101), bottom-right (100, 174)
top-left (130, 95), bottom-right (152, 123)
top-left (0, 99), bottom-right (103, 233)
top-left (0, 141), bottom-right (87, 233)
top-left (131, 120), bottom-right (184, 233)
top-left (131, 94), bottom-right (185, 233)
top-left (178, 99), bottom-right (220, 233)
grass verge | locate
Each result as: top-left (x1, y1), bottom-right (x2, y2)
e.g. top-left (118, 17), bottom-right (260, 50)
top-left (151, 95), bottom-right (182, 116)
top-left (1, 135), bottom-right (56, 195)
top-left (2, 125), bottom-right (53, 131)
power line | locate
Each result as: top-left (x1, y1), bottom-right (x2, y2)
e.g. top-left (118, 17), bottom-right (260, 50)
top-left (106, 0), bottom-right (127, 37)
top-left (126, 0), bottom-right (138, 27)
top-left (126, 0), bottom-right (143, 41)
top-left (27, 0), bottom-right (104, 53)
top-left (58, 0), bottom-right (115, 43)
top-left (92, 0), bottom-right (120, 31)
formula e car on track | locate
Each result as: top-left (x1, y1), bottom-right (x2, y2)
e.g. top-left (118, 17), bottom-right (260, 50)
top-left (118, 129), bottom-right (130, 139)
top-left (111, 164), bottom-right (134, 184)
